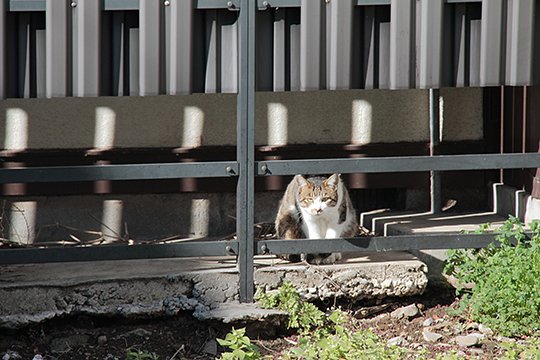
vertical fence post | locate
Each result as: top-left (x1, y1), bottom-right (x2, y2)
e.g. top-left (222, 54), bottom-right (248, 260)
top-left (480, 0), bottom-right (504, 86)
top-left (46, 0), bottom-right (68, 97)
top-left (430, 88), bottom-right (441, 213)
top-left (73, 0), bottom-right (100, 96)
top-left (169, 0), bottom-right (192, 95)
top-left (328, 0), bottom-right (353, 90)
top-left (140, 0), bottom-right (161, 96)
top-left (390, 0), bottom-right (415, 89)
top-left (0, 0), bottom-right (5, 99)
top-left (506, 0), bottom-right (535, 86)
top-left (419, 0), bottom-right (442, 89)
top-left (300, 0), bottom-right (322, 91)
top-left (237, 0), bottom-right (256, 303)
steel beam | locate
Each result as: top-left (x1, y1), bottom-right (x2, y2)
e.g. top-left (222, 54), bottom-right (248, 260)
top-left (0, 162), bottom-right (239, 184)
top-left (237, 0), bottom-right (256, 303)
top-left (257, 153), bottom-right (540, 176)
top-left (257, 233), bottom-right (516, 255)
top-left (0, 241), bottom-right (239, 265)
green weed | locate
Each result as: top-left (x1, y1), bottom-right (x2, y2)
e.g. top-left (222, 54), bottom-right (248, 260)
top-left (445, 217), bottom-right (540, 336)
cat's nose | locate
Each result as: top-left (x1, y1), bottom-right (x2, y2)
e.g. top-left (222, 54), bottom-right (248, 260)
top-left (312, 208), bottom-right (322, 215)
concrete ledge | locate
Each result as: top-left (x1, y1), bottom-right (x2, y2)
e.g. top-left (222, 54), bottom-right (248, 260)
top-left (0, 253), bottom-right (428, 329)
top-left (362, 211), bottom-right (507, 286)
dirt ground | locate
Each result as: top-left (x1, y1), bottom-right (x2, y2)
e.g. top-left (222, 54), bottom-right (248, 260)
top-left (0, 286), bottom-right (519, 359)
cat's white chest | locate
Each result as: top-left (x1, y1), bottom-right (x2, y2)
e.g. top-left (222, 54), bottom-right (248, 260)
top-left (301, 206), bottom-right (343, 239)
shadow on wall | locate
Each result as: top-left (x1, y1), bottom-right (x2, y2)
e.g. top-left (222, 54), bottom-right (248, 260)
top-left (258, 89), bottom-right (431, 146)
top-left (1, 104), bottom-right (212, 244)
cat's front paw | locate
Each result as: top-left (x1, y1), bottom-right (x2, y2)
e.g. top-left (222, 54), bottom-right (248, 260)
top-left (306, 252), bottom-right (342, 265)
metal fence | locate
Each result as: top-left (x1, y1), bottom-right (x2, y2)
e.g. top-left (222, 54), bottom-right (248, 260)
top-left (1, 0), bottom-right (540, 302)
top-left (1, 0), bottom-right (538, 98)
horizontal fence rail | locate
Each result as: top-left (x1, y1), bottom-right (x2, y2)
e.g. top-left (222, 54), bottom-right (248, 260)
top-left (0, 161), bottom-right (239, 184)
top-left (256, 233), bottom-right (522, 255)
top-left (0, 240), bottom-right (239, 264)
top-left (257, 153), bottom-right (540, 176)
top-left (1, 0), bottom-right (537, 99)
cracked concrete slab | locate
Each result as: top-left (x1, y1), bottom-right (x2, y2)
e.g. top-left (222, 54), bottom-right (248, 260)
top-left (0, 253), bottom-right (428, 329)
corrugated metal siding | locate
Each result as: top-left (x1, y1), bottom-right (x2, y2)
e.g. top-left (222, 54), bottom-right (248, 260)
top-left (0, 0), bottom-right (537, 99)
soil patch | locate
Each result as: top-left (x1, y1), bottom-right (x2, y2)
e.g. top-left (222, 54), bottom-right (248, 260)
top-left (0, 286), bottom-right (520, 359)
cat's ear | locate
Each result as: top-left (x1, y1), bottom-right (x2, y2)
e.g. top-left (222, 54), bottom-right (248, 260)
top-left (325, 173), bottom-right (341, 187)
top-left (295, 175), bottom-right (308, 187)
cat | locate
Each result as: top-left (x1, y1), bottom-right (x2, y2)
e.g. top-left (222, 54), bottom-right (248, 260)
top-left (275, 173), bottom-right (358, 264)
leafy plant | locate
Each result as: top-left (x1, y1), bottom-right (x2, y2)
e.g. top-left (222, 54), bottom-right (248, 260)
top-left (500, 338), bottom-right (540, 360)
top-left (257, 283), bottom-right (406, 359)
top-left (445, 217), bottom-right (540, 336)
top-left (256, 281), bottom-right (324, 332)
top-left (125, 349), bottom-right (159, 360)
top-left (217, 327), bottom-right (261, 360)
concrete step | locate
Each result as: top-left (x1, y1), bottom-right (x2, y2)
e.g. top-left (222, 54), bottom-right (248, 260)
top-left (0, 252), bottom-right (428, 329)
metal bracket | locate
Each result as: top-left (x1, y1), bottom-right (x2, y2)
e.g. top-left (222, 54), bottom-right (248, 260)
top-left (259, 163), bottom-right (271, 175)
top-left (226, 1), bottom-right (240, 11)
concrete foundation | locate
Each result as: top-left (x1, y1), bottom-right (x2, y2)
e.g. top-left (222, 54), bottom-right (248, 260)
top-left (0, 252), bottom-right (427, 329)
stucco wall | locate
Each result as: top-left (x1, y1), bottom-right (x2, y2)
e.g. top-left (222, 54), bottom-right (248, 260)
top-left (1, 88), bottom-right (483, 150)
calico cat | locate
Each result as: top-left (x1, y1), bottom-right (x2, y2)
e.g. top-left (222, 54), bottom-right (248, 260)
top-left (275, 173), bottom-right (358, 264)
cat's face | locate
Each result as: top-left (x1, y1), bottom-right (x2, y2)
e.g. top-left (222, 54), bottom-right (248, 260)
top-left (296, 174), bottom-right (340, 216)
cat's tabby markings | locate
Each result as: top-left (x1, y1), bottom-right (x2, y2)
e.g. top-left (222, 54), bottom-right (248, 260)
top-left (275, 174), bottom-right (358, 264)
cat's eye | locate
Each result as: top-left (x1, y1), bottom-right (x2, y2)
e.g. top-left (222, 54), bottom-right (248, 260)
top-left (322, 197), bottom-right (330, 202)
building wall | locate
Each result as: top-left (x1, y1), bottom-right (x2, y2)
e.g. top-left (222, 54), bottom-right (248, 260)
top-left (0, 87), bottom-right (484, 243)
top-left (1, 88), bottom-right (483, 151)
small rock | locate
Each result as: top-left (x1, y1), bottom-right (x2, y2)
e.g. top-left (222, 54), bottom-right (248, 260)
top-left (478, 324), bottom-right (494, 336)
top-left (402, 304), bottom-right (420, 318)
top-left (466, 322), bottom-right (479, 330)
top-left (422, 331), bottom-right (443, 342)
top-left (387, 336), bottom-right (405, 346)
top-left (2, 351), bottom-right (22, 360)
top-left (202, 339), bottom-right (218, 356)
top-left (470, 348), bottom-right (484, 356)
top-left (422, 317), bottom-right (434, 327)
top-left (391, 304), bottom-right (419, 320)
top-left (455, 335), bottom-right (480, 347)
top-left (32, 356), bottom-right (43, 360)
top-left (97, 335), bottom-right (107, 346)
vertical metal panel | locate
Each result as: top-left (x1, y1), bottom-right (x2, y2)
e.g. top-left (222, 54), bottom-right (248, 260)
top-left (45, 0), bottom-right (67, 97)
top-left (111, 12), bottom-right (125, 96)
top-left (35, 26), bottom-right (45, 97)
top-left (139, 0), bottom-right (161, 95)
top-left (220, 11), bottom-right (238, 93)
top-left (73, 0), bottom-right (100, 96)
top-left (129, 23), bottom-right (139, 95)
top-left (469, 17), bottom-right (481, 86)
top-left (362, 8), bottom-right (374, 89)
top-left (256, 10), bottom-right (273, 91)
top-left (237, 0), bottom-right (255, 303)
top-left (480, 0), bottom-right (504, 86)
top-left (389, 0), bottom-right (414, 89)
top-left (205, 10), bottom-right (218, 92)
top-left (169, 0), bottom-right (193, 94)
top-left (328, 0), bottom-right (353, 90)
top-left (378, 13), bottom-right (390, 88)
top-left (18, 13), bottom-right (30, 97)
top-left (506, 0), bottom-right (534, 86)
top-left (273, 8), bottom-right (286, 91)
top-left (300, 0), bottom-right (322, 90)
top-left (454, 4), bottom-right (468, 86)
top-left (289, 9), bottom-right (300, 90)
top-left (418, 0), bottom-right (442, 88)
top-left (0, 0), bottom-right (7, 99)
